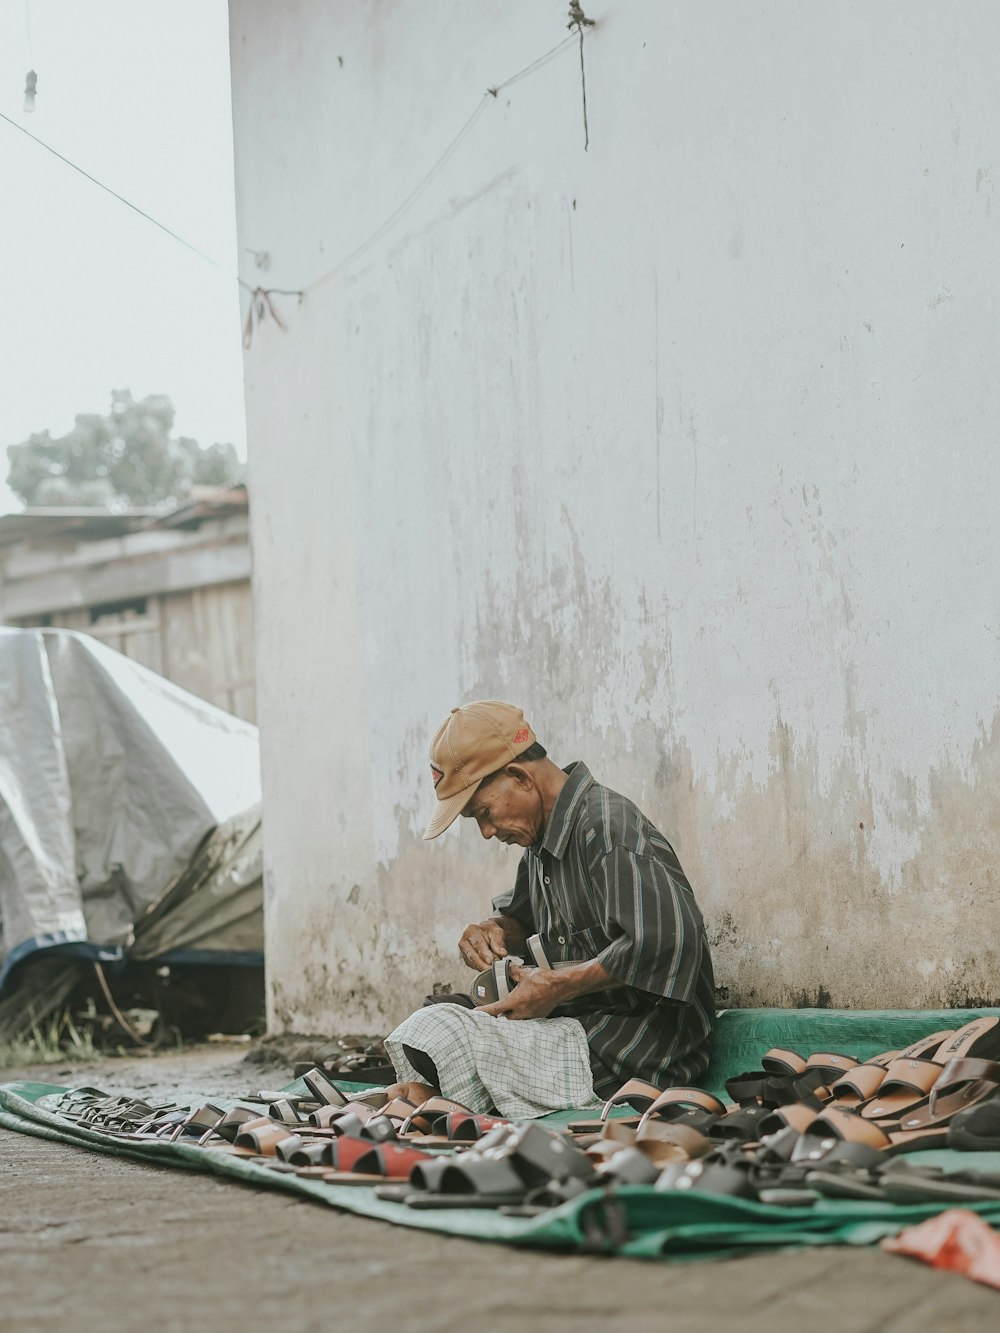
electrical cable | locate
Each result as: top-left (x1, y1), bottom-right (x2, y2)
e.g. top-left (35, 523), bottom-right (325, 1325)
top-left (0, 108), bottom-right (246, 286)
top-left (306, 32), bottom-right (578, 293)
top-left (0, 22), bottom-right (590, 332)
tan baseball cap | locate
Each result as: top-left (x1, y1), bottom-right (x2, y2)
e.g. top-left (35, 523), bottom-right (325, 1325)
top-left (423, 700), bottom-right (537, 839)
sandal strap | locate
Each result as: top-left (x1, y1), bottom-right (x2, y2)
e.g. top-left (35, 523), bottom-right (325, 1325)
top-left (761, 1048), bottom-right (807, 1075)
top-left (929, 1057), bottom-right (1000, 1112)
top-left (876, 1057), bottom-right (943, 1096)
top-left (637, 1087), bottom-right (726, 1125)
top-left (832, 1064), bottom-right (886, 1101)
top-left (599, 1079), bottom-right (662, 1119)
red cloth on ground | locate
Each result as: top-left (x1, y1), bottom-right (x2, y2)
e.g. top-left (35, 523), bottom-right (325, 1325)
top-left (882, 1209), bottom-right (1000, 1290)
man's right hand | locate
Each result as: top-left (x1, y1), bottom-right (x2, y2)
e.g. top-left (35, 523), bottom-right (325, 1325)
top-left (458, 919), bottom-right (509, 970)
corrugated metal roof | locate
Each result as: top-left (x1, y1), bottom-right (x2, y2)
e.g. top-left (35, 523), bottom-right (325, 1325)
top-left (0, 486), bottom-right (248, 548)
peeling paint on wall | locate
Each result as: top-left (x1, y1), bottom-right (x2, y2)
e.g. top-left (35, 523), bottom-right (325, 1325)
top-left (232, 0), bottom-right (1000, 1031)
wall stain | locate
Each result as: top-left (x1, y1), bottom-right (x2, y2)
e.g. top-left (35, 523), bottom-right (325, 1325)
top-left (265, 519), bottom-right (1000, 1031)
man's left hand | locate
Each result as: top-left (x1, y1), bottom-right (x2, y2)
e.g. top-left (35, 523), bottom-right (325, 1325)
top-left (480, 963), bottom-right (563, 1020)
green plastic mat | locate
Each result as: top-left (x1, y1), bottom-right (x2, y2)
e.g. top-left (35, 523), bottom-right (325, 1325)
top-left (4, 1007), bottom-right (1000, 1260)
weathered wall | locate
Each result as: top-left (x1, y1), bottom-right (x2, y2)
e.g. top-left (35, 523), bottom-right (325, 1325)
top-left (230, 0), bottom-right (1000, 1032)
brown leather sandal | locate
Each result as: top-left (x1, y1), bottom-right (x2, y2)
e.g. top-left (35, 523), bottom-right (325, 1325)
top-left (566, 1078), bottom-right (664, 1135)
top-left (858, 1057), bottom-right (943, 1121)
top-left (890, 1057), bottom-right (1000, 1143)
top-left (831, 1063), bottom-right (888, 1107)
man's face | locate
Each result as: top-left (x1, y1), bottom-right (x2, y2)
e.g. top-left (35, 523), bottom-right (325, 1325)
top-left (461, 766), bottom-right (543, 847)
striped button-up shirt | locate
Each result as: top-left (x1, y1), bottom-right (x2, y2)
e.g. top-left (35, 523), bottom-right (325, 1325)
top-left (492, 762), bottom-right (715, 1097)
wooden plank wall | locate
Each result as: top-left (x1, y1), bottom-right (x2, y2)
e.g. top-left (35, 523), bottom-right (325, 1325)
top-left (160, 582), bottom-right (256, 721)
top-left (16, 581), bottom-right (257, 722)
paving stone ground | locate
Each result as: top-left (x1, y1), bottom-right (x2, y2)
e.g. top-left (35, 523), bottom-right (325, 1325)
top-left (1, 1044), bottom-right (996, 1333)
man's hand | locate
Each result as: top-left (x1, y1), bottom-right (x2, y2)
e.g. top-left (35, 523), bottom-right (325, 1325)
top-left (480, 964), bottom-right (562, 1020)
top-left (458, 919), bottom-right (509, 970)
top-left (481, 957), bottom-right (623, 1020)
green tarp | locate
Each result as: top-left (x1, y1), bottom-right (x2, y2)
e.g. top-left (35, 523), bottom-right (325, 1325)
top-left (4, 1006), bottom-right (1000, 1259)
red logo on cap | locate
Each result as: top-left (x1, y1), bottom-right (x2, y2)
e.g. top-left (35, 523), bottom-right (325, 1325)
top-left (431, 764), bottom-right (444, 788)
top-left (513, 727), bottom-right (530, 744)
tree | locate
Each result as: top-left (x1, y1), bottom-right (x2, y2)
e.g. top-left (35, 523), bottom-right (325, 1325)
top-left (5, 390), bottom-right (244, 510)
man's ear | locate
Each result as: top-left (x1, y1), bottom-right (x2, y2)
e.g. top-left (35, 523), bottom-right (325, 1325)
top-left (504, 762), bottom-right (536, 790)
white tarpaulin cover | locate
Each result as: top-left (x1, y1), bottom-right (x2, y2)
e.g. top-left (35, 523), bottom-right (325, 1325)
top-left (0, 628), bottom-right (262, 987)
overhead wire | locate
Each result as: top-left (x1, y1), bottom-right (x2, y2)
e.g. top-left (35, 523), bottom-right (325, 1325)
top-left (0, 108), bottom-right (245, 284)
top-left (309, 99), bottom-right (490, 289)
top-left (0, 20), bottom-right (591, 338)
top-left (304, 32), bottom-right (578, 293)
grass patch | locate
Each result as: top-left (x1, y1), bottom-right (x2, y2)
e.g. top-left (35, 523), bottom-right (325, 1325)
top-left (0, 1008), bottom-right (97, 1069)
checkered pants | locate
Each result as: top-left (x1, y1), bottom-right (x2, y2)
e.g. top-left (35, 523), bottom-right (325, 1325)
top-left (384, 1003), bottom-right (601, 1120)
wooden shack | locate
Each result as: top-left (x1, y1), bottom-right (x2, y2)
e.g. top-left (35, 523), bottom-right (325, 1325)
top-left (0, 486), bottom-right (255, 721)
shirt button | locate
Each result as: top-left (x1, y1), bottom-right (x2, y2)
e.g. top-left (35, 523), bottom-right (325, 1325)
top-left (544, 876), bottom-right (551, 885)
top-left (558, 935), bottom-right (566, 944)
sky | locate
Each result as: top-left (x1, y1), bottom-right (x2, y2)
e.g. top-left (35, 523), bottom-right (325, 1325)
top-left (0, 0), bottom-right (246, 513)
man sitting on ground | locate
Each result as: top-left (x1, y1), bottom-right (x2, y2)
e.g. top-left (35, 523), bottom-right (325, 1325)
top-left (383, 701), bottom-right (716, 1118)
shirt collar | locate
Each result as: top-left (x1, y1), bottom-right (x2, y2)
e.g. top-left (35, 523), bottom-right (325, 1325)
top-left (539, 761), bottom-right (594, 859)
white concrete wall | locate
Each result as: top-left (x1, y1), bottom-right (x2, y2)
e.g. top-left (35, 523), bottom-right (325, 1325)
top-left (230, 0), bottom-right (1000, 1032)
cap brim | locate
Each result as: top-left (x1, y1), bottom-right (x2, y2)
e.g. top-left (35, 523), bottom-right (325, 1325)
top-left (422, 778), bottom-right (483, 840)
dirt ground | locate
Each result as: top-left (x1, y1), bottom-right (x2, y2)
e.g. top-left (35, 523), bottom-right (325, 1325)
top-left (1, 1043), bottom-right (997, 1333)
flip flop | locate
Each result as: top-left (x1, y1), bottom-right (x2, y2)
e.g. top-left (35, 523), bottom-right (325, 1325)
top-left (398, 1097), bottom-right (477, 1136)
top-left (308, 1101), bottom-right (378, 1129)
top-left (948, 1088), bottom-right (1000, 1151)
top-left (469, 956), bottom-right (523, 1006)
top-left (724, 1067), bottom-right (828, 1109)
top-left (899, 1030), bottom-right (955, 1058)
top-left (274, 1134), bottom-right (309, 1162)
top-left (584, 1121), bottom-right (641, 1159)
top-left (198, 1105), bottom-right (259, 1146)
top-left (369, 1096), bottom-right (419, 1121)
top-left (301, 1068), bottom-right (351, 1107)
top-left (566, 1079), bottom-right (664, 1135)
top-left (373, 1154), bottom-right (468, 1203)
top-left (890, 1057), bottom-right (1000, 1142)
top-left (932, 1018), bottom-right (1000, 1064)
top-left (168, 1103), bottom-right (228, 1142)
top-left (804, 1052), bottom-right (858, 1081)
top-left (830, 1063), bottom-right (888, 1107)
top-left (633, 1121), bottom-right (714, 1160)
top-left (360, 1097), bottom-right (420, 1143)
top-left (860, 1029), bottom-right (952, 1069)
top-left (634, 1088), bottom-right (726, 1131)
top-left (233, 1120), bottom-right (299, 1157)
top-left (402, 1123), bottom-right (597, 1208)
top-left (656, 1158), bottom-right (758, 1200)
top-left (857, 1057), bottom-right (943, 1121)
top-left (132, 1109), bottom-right (189, 1139)
top-left (287, 1136), bottom-right (385, 1176)
top-left (708, 1104), bottom-right (772, 1143)
top-left (595, 1146), bottom-right (663, 1185)
top-left (790, 1106), bottom-right (896, 1163)
top-left (320, 1142), bottom-right (435, 1185)
top-left (845, 1031), bottom-right (959, 1117)
top-left (761, 1048), bottom-right (809, 1075)
top-left (267, 1098), bottom-right (302, 1125)
top-left (791, 1099), bottom-right (970, 1160)
top-left (878, 1168), bottom-right (1000, 1204)
top-left (286, 1140), bottom-right (336, 1168)
top-left (294, 1056), bottom-right (395, 1085)
top-left (755, 1102), bottom-right (820, 1139)
top-left (435, 1112), bottom-right (510, 1141)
